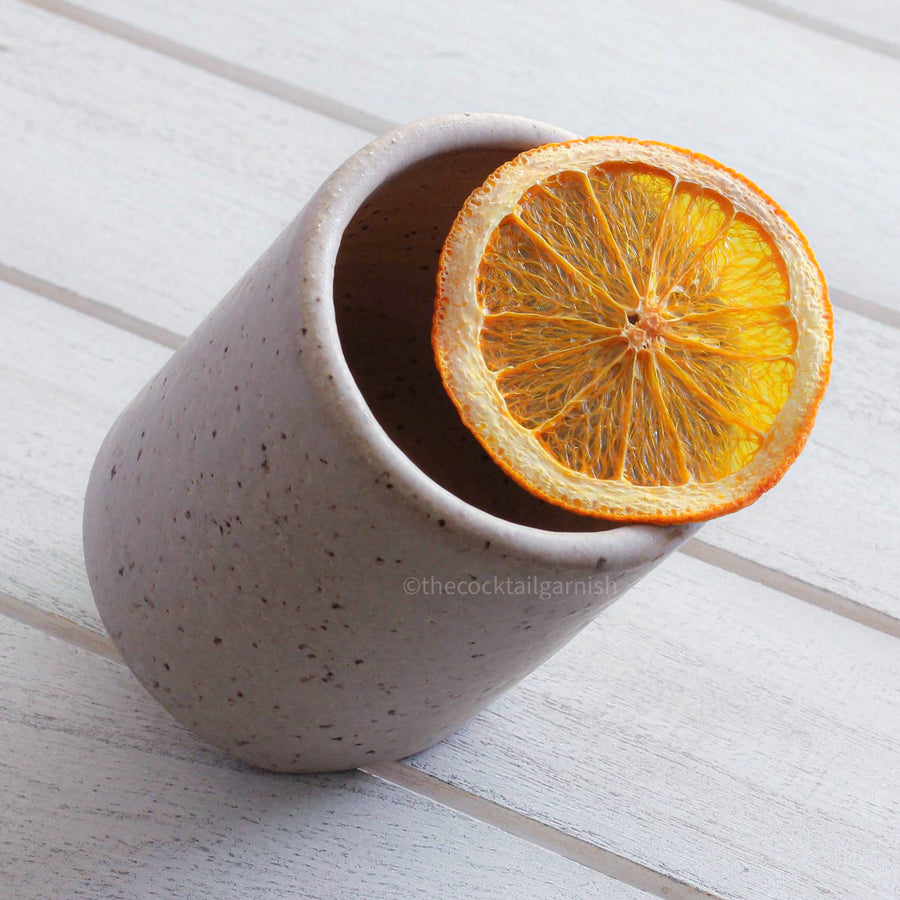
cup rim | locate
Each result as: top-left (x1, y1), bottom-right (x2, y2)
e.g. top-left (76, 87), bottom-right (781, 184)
top-left (298, 113), bottom-right (699, 570)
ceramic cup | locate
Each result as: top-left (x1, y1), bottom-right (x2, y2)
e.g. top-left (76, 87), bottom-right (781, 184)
top-left (83, 114), bottom-right (699, 772)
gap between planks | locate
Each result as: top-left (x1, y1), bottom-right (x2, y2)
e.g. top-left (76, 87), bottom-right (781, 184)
top-left (0, 589), bottom-right (121, 662)
top-left (722, 0), bottom-right (900, 61)
top-left (679, 542), bottom-right (900, 639)
top-left (0, 587), bottom-right (721, 900)
top-left (0, 264), bottom-right (183, 350)
top-left (363, 761), bottom-right (722, 900)
top-left (2, 262), bottom-right (899, 641)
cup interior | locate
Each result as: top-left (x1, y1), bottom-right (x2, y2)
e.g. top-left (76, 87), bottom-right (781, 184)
top-left (334, 147), bottom-right (617, 533)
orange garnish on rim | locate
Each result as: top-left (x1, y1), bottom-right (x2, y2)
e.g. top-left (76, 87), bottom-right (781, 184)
top-left (433, 138), bottom-right (832, 523)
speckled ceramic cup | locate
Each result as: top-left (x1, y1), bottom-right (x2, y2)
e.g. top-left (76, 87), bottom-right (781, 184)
top-left (83, 114), bottom-right (699, 772)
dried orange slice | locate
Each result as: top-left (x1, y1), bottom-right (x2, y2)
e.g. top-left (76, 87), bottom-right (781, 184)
top-left (433, 138), bottom-right (832, 523)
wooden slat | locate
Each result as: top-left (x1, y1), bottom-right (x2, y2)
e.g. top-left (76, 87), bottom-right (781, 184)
top-left (0, 617), bottom-right (650, 899)
top-left (0, 0), bottom-right (370, 337)
top-left (43, 0), bottom-right (900, 315)
top-left (413, 551), bottom-right (900, 900)
top-left (0, 282), bottom-right (171, 632)
top-left (699, 305), bottom-right (900, 620)
top-left (741, 0), bottom-right (900, 53)
top-left (4, 282), bottom-right (899, 898)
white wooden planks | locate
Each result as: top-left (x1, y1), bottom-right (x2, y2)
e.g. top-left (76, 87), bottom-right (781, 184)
top-left (700, 305), bottom-right (900, 620)
top-left (0, 0), bottom-right (370, 337)
top-left (1, 2), bottom-right (898, 898)
top-left (0, 616), bottom-right (650, 900)
top-left (4, 280), bottom-right (900, 898)
top-left (414, 551), bottom-right (900, 900)
top-left (2, 0), bottom-right (899, 621)
top-left (0, 281), bottom-right (171, 631)
top-left (54, 0), bottom-right (900, 314)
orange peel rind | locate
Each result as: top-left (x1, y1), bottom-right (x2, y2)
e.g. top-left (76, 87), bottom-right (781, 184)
top-left (433, 137), bottom-right (832, 523)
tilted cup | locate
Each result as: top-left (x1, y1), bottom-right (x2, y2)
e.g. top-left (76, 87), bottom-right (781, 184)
top-left (83, 114), bottom-right (699, 772)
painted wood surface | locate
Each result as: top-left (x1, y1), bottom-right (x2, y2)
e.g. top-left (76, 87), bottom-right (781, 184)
top-left (758, 0), bottom-right (900, 49)
top-left (2, 2), bottom-right (898, 620)
top-left (51, 0), bottom-right (900, 315)
top-left (0, 0), bottom-right (370, 337)
top-left (0, 616), bottom-right (650, 900)
top-left (0, 282), bottom-right (170, 632)
top-left (3, 282), bottom-right (899, 898)
top-left (698, 304), bottom-right (900, 620)
top-left (1, 1), bottom-right (899, 897)
top-left (413, 551), bottom-right (900, 900)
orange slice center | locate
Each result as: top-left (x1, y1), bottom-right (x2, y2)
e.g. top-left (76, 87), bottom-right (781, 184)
top-left (476, 162), bottom-right (798, 486)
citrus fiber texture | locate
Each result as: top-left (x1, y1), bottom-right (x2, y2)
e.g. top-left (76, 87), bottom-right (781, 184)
top-left (433, 138), bottom-right (832, 523)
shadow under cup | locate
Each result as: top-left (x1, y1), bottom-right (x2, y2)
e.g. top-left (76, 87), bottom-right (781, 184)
top-left (334, 147), bottom-right (618, 533)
